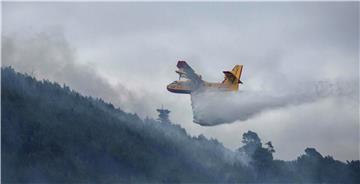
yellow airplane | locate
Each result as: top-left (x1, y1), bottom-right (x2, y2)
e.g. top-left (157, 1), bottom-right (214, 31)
top-left (167, 61), bottom-right (243, 94)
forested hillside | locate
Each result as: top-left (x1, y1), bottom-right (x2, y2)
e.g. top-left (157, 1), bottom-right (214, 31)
top-left (2, 67), bottom-right (359, 183)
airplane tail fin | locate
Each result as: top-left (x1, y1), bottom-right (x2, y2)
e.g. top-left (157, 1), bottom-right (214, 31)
top-left (222, 65), bottom-right (243, 91)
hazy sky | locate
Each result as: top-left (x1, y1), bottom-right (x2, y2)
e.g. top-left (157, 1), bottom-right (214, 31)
top-left (2, 2), bottom-right (359, 161)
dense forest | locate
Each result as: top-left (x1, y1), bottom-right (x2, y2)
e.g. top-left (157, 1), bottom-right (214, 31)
top-left (2, 66), bottom-right (359, 183)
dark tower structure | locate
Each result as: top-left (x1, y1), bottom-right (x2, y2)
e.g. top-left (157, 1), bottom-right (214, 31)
top-left (156, 106), bottom-right (171, 123)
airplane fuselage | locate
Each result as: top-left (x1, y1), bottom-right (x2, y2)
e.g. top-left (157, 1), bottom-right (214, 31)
top-left (167, 80), bottom-right (233, 94)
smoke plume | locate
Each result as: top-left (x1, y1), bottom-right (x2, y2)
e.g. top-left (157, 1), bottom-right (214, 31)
top-left (1, 32), bottom-right (161, 118)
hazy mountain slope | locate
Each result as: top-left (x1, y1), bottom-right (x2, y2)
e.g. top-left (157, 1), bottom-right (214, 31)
top-left (2, 67), bottom-right (245, 183)
top-left (2, 67), bottom-right (359, 183)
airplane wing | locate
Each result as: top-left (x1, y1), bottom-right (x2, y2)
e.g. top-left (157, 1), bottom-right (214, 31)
top-left (176, 61), bottom-right (203, 84)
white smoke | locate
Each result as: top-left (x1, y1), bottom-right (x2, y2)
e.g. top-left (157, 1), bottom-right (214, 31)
top-left (1, 32), bottom-right (163, 118)
top-left (191, 80), bottom-right (358, 126)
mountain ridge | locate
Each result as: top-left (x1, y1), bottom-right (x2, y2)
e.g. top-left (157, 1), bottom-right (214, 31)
top-left (2, 66), bottom-right (359, 183)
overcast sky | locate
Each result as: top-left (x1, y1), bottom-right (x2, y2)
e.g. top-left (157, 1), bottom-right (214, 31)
top-left (2, 2), bottom-right (359, 161)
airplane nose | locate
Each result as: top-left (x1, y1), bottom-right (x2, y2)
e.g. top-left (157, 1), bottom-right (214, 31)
top-left (166, 84), bottom-right (173, 92)
top-left (167, 82), bottom-right (178, 92)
